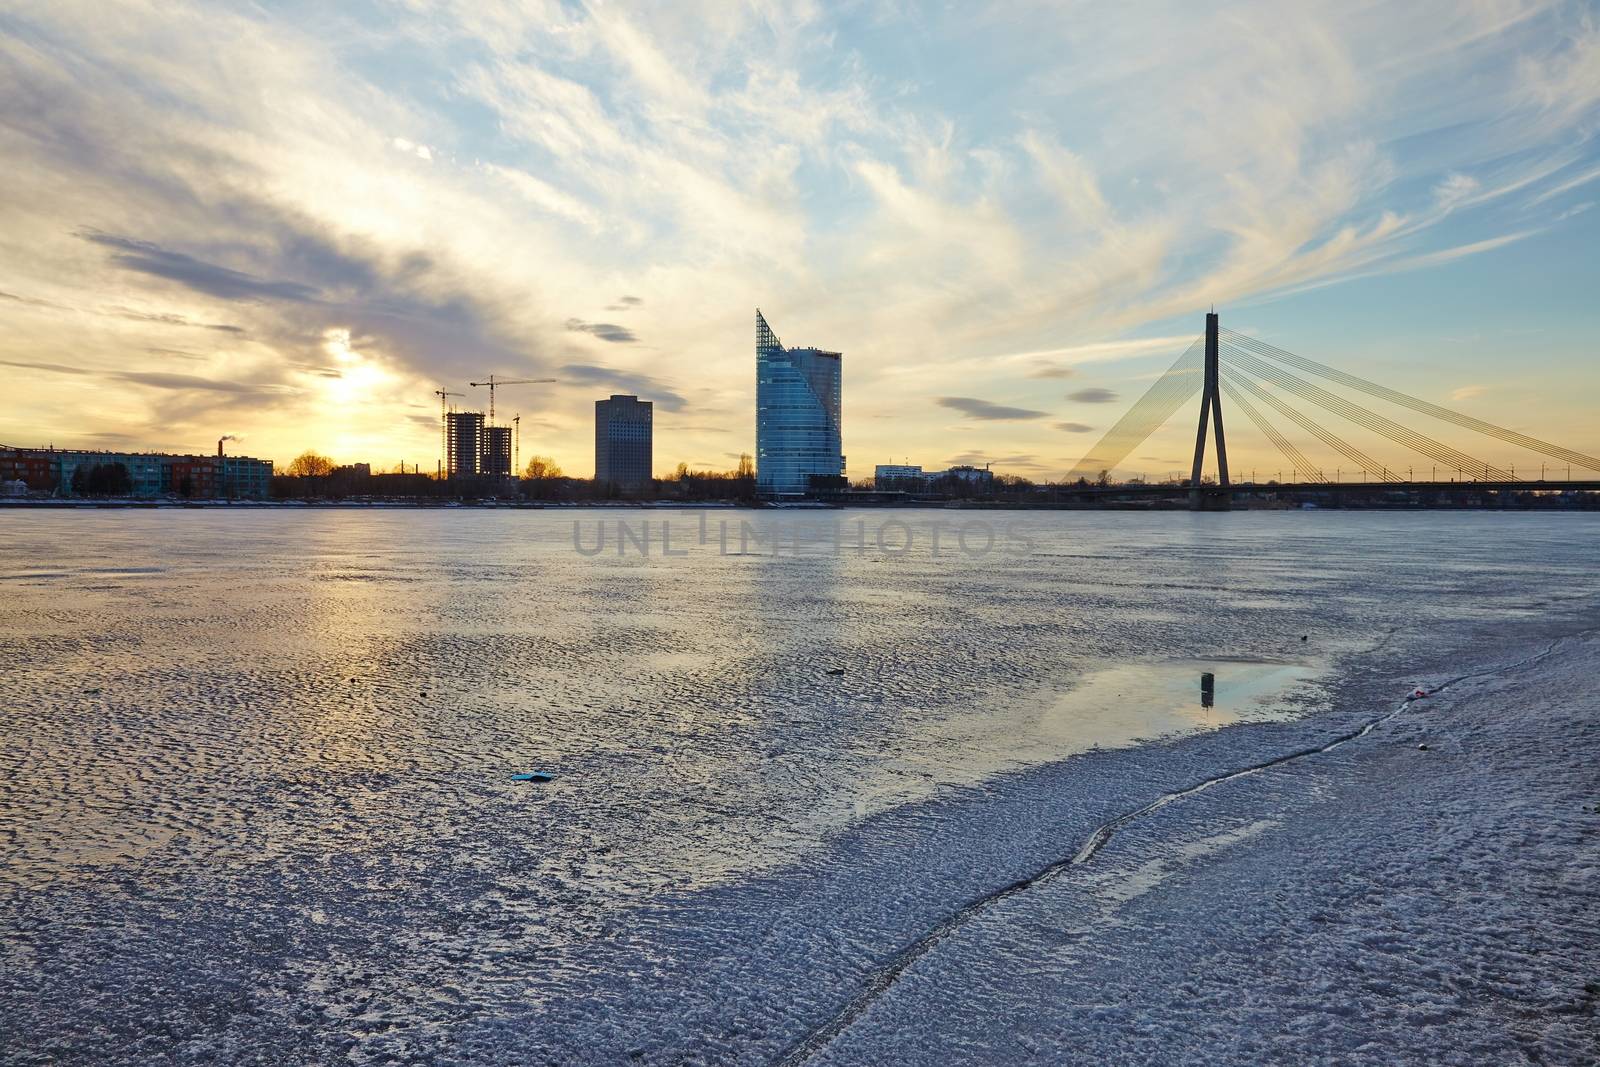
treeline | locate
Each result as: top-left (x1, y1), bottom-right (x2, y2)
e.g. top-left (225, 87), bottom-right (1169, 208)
top-left (270, 451), bottom-right (759, 503)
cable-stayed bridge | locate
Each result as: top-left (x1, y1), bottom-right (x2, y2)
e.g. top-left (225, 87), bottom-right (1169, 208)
top-left (1066, 312), bottom-right (1600, 509)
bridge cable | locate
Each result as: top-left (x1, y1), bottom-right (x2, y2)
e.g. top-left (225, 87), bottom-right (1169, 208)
top-left (1220, 343), bottom-right (1510, 480)
top-left (1220, 367), bottom-right (1398, 482)
top-left (1066, 338), bottom-right (1204, 481)
top-left (1221, 329), bottom-right (1600, 474)
top-left (1218, 377), bottom-right (1325, 482)
top-left (1222, 344), bottom-right (1504, 480)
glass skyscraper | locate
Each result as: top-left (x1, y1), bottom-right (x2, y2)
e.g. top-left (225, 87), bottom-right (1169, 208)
top-left (595, 394), bottom-right (653, 488)
top-left (755, 309), bottom-right (844, 497)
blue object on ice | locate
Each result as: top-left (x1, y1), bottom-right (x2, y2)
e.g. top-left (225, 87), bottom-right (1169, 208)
top-left (510, 772), bottom-right (553, 783)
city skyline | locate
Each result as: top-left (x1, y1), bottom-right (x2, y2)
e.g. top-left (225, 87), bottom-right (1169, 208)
top-left (2, 2), bottom-right (1598, 481)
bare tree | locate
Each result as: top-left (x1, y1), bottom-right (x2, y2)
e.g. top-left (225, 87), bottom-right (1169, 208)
top-left (286, 451), bottom-right (335, 477)
top-left (523, 455), bottom-right (563, 480)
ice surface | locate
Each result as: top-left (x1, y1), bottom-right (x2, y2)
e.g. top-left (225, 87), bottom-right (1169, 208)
top-left (1, 509), bottom-right (1597, 1063)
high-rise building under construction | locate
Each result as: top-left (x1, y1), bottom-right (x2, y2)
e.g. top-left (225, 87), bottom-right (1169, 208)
top-left (446, 411), bottom-right (484, 477)
top-left (482, 425), bottom-right (513, 477)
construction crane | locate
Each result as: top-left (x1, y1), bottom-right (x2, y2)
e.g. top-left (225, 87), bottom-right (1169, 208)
top-left (469, 375), bottom-right (555, 426)
top-left (433, 387), bottom-right (464, 475)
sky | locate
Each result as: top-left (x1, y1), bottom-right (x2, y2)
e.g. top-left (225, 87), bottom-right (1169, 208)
top-left (1, 0), bottom-right (1597, 481)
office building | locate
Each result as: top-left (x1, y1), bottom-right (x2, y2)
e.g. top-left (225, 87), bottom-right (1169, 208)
top-left (755, 310), bottom-right (844, 497)
top-left (595, 394), bottom-right (653, 487)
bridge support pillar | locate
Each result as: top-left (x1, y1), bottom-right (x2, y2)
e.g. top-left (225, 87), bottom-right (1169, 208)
top-left (1189, 310), bottom-right (1231, 511)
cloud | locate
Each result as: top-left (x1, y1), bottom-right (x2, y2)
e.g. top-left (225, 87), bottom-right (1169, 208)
top-left (945, 452), bottom-right (1045, 470)
top-left (1528, 162), bottom-right (1600, 206)
top-left (1067, 388), bottom-right (1120, 404)
top-left (1, 358), bottom-right (92, 375)
top-left (487, 164), bottom-right (602, 231)
top-left (1381, 231), bottom-right (1542, 275)
top-left (608, 295), bottom-right (644, 309)
top-left (1027, 364), bottom-right (1076, 379)
top-left (391, 137), bottom-right (433, 162)
top-left (559, 363), bottom-right (685, 411)
top-left (79, 232), bottom-right (321, 303)
top-left (106, 306), bottom-right (245, 332)
top-left (0, 290), bottom-right (66, 309)
top-left (1433, 173), bottom-right (1480, 210)
top-left (936, 397), bottom-right (1050, 420)
top-left (1055, 421), bottom-right (1095, 433)
top-left (1, 359), bottom-right (285, 404)
top-left (1450, 384), bottom-right (1489, 401)
top-left (565, 318), bottom-right (639, 344)
top-left (113, 371), bottom-right (278, 394)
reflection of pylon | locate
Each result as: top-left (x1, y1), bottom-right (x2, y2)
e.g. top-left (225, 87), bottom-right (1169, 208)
top-left (1189, 311), bottom-right (1229, 507)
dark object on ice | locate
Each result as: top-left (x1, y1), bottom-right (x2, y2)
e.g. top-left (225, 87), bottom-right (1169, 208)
top-left (511, 772), bottom-right (553, 783)
top-left (825, 666), bottom-right (846, 675)
top-left (1417, 743), bottom-right (1429, 751)
top-left (1199, 672), bottom-right (1215, 709)
top-left (1300, 635), bottom-right (1307, 641)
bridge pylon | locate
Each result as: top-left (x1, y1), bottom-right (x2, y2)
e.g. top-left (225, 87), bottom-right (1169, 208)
top-left (1189, 310), bottom-right (1231, 510)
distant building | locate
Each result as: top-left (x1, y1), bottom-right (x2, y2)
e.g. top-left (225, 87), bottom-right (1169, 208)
top-left (445, 411), bottom-right (485, 477)
top-left (595, 394), bottom-right (653, 487)
top-left (874, 464), bottom-right (925, 487)
top-left (939, 464), bottom-right (996, 491)
top-left (873, 462), bottom-right (995, 493)
top-left (755, 310), bottom-right (844, 497)
top-left (483, 426), bottom-right (513, 477)
top-left (217, 455), bottom-right (273, 498)
top-left (0, 445), bottom-right (272, 498)
top-left (0, 448), bottom-right (57, 491)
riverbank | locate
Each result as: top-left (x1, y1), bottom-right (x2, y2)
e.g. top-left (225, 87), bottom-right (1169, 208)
top-left (797, 630), bottom-right (1600, 1064)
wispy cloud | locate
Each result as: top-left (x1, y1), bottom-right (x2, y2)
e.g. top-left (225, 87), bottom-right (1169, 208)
top-left (559, 363), bottom-right (684, 411)
top-left (565, 319), bottom-right (639, 344)
top-left (937, 397), bottom-right (1050, 420)
top-left (79, 232), bottom-right (321, 303)
top-left (1067, 388), bottom-right (1119, 404)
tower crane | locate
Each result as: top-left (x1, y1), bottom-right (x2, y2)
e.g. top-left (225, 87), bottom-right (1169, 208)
top-left (468, 375), bottom-right (555, 425)
top-left (433, 387), bottom-right (464, 475)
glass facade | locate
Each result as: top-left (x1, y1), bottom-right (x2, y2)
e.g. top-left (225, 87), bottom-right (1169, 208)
top-left (755, 310), bottom-right (843, 497)
top-left (595, 394), bottom-right (653, 487)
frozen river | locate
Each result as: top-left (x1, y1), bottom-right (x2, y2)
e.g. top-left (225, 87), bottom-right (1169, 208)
top-left (2, 508), bottom-right (1597, 1063)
